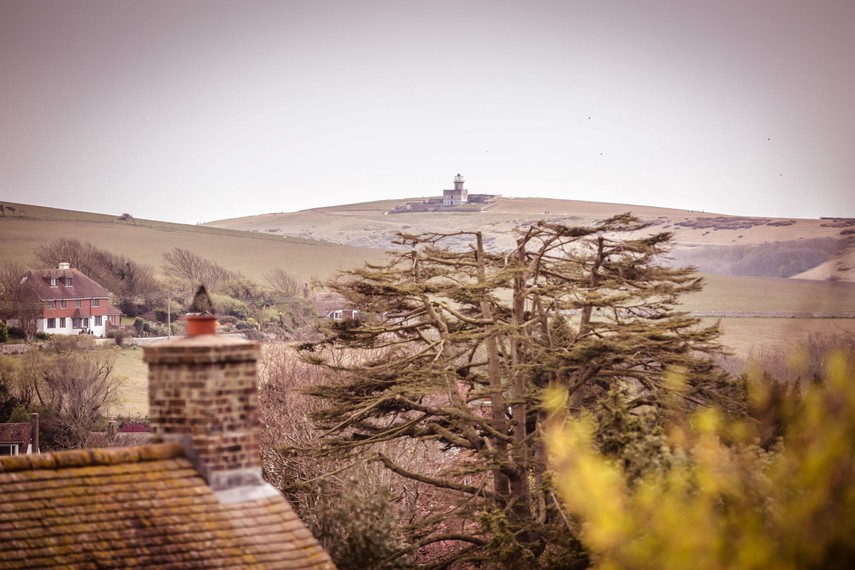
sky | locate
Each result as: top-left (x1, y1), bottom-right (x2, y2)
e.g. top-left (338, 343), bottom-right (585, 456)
top-left (1, 0), bottom-right (854, 225)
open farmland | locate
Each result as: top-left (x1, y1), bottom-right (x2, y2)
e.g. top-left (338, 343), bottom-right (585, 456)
top-left (681, 273), bottom-right (855, 314)
top-left (3, 199), bottom-right (853, 417)
top-left (209, 195), bottom-right (855, 282)
top-left (702, 317), bottom-right (855, 358)
top-left (0, 202), bottom-right (386, 283)
top-left (111, 345), bottom-right (148, 418)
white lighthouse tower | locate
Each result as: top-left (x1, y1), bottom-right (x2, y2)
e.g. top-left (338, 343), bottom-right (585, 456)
top-left (443, 173), bottom-right (468, 206)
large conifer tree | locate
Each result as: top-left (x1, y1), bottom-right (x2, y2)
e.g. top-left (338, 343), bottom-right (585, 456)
top-left (302, 214), bottom-right (732, 567)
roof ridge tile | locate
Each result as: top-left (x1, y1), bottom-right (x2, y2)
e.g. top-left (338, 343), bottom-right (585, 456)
top-left (0, 443), bottom-right (184, 474)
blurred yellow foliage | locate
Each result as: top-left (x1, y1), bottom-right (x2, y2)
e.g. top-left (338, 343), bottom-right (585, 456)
top-left (546, 350), bottom-right (855, 569)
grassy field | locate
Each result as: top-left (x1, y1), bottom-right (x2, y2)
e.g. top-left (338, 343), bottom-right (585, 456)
top-left (4, 199), bottom-right (853, 417)
top-left (704, 317), bottom-right (855, 357)
top-left (682, 274), bottom-right (855, 313)
top-left (0, 202), bottom-right (386, 283)
top-left (111, 346), bottom-right (149, 418)
top-left (208, 196), bottom-right (855, 281)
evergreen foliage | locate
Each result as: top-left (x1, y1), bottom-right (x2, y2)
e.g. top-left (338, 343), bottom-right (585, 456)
top-left (301, 214), bottom-right (735, 566)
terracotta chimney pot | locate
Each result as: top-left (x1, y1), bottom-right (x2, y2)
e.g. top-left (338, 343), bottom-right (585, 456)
top-left (186, 314), bottom-right (218, 336)
top-left (185, 285), bottom-right (218, 336)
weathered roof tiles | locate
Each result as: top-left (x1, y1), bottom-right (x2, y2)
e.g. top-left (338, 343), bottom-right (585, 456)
top-left (0, 443), bottom-right (334, 569)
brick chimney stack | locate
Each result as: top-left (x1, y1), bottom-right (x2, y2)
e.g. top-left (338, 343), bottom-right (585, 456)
top-left (143, 288), bottom-right (267, 493)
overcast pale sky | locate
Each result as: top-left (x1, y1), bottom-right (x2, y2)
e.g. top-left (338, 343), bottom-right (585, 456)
top-left (1, 0), bottom-right (853, 224)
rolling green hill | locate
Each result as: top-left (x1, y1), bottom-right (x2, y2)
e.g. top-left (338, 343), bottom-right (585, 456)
top-left (0, 201), bottom-right (386, 283)
top-left (208, 196), bottom-right (855, 282)
top-left (3, 200), bottom-right (853, 416)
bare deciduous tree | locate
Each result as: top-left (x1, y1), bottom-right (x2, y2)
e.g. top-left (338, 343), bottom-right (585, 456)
top-left (263, 268), bottom-right (301, 298)
top-left (29, 336), bottom-right (124, 450)
top-left (34, 238), bottom-right (159, 310)
top-left (162, 247), bottom-right (237, 291)
top-left (0, 261), bottom-right (43, 341)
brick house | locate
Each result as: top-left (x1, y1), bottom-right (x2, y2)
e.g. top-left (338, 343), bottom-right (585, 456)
top-left (0, 308), bottom-right (335, 568)
top-left (23, 262), bottom-right (122, 337)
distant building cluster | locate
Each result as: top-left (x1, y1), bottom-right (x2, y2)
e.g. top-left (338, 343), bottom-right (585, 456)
top-left (388, 174), bottom-right (495, 214)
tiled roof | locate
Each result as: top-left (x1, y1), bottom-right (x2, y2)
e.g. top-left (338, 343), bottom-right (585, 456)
top-left (24, 268), bottom-right (111, 301)
top-left (85, 431), bottom-right (152, 448)
top-left (0, 443), bottom-right (334, 569)
top-left (312, 293), bottom-right (351, 316)
top-left (0, 423), bottom-right (31, 448)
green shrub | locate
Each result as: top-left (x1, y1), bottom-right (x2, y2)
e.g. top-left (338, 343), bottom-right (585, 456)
top-left (547, 346), bottom-right (855, 569)
top-left (210, 293), bottom-right (251, 320)
top-left (7, 403), bottom-right (31, 423)
top-left (113, 331), bottom-right (126, 346)
top-left (305, 481), bottom-right (412, 570)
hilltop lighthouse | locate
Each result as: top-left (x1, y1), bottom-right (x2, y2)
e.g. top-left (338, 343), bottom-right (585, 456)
top-left (443, 173), bottom-right (468, 206)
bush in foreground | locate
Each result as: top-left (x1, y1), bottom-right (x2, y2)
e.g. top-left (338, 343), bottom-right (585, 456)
top-left (547, 347), bottom-right (855, 569)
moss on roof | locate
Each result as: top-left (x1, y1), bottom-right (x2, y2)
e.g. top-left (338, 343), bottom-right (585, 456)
top-left (0, 443), bottom-right (334, 569)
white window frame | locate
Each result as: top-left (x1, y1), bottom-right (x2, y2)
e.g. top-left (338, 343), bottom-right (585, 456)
top-left (0, 443), bottom-right (20, 456)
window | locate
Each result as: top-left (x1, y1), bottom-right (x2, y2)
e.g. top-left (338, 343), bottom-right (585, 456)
top-left (60, 300), bottom-right (66, 308)
top-left (92, 298), bottom-right (100, 307)
top-left (65, 277), bottom-right (72, 286)
top-left (95, 316), bottom-right (102, 326)
top-left (50, 278), bottom-right (57, 287)
top-left (0, 444), bottom-right (20, 456)
top-left (47, 300), bottom-right (56, 309)
top-left (47, 318), bottom-right (56, 329)
top-left (75, 299), bottom-right (81, 308)
top-left (59, 317), bottom-right (66, 328)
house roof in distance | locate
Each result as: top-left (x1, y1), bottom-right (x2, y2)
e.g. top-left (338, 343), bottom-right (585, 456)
top-left (23, 266), bottom-right (112, 301)
top-left (0, 443), bottom-right (334, 569)
top-left (0, 423), bottom-right (31, 450)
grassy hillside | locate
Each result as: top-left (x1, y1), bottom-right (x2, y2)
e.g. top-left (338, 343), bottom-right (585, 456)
top-left (682, 274), bottom-right (855, 313)
top-left (703, 318), bottom-right (855, 357)
top-left (208, 196), bottom-right (855, 282)
top-left (0, 201), bottom-right (386, 283)
top-left (4, 199), bottom-right (853, 417)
